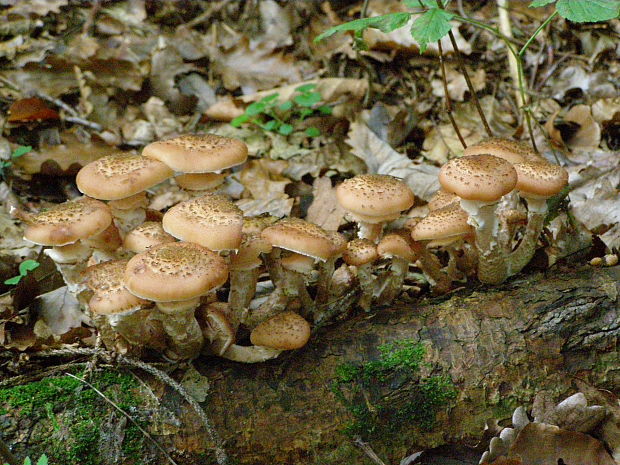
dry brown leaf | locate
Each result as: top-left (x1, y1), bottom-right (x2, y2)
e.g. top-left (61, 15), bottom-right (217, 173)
top-left (431, 67), bottom-right (486, 102)
top-left (150, 43), bottom-right (196, 115)
top-left (306, 177), bottom-right (346, 231)
top-left (238, 159), bottom-right (291, 200)
top-left (545, 105), bottom-right (601, 150)
top-left (32, 286), bottom-right (90, 336)
top-left (4, 0), bottom-right (68, 16)
top-left (551, 65), bottom-right (616, 100)
top-left (236, 198), bottom-right (294, 218)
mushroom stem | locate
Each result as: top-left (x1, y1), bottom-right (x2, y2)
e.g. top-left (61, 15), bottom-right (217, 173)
top-left (445, 245), bottom-right (466, 282)
top-left (379, 257), bottom-right (409, 304)
top-left (108, 308), bottom-right (166, 351)
top-left (356, 263), bottom-right (376, 311)
top-left (110, 206), bottom-right (146, 235)
top-left (219, 344), bottom-right (283, 363)
top-left (507, 199), bottom-right (547, 276)
top-left (243, 288), bottom-right (288, 329)
top-left (45, 242), bottom-right (92, 296)
top-left (155, 298), bottom-right (204, 359)
top-left (282, 270), bottom-right (315, 318)
top-left (263, 248), bottom-right (283, 285)
top-left (315, 257), bottom-right (336, 307)
top-left (228, 268), bottom-right (260, 330)
top-left (357, 221), bottom-right (382, 242)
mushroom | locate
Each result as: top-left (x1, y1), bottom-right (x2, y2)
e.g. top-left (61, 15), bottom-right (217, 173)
top-left (439, 155), bottom-right (517, 284)
top-left (123, 241), bottom-right (228, 359)
top-left (198, 302), bottom-right (236, 356)
top-left (427, 189), bottom-right (459, 211)
top-left (76, 153), bottom-right (173, 233)
top-left (122, 221), bottom-right (176, 254)
top-left (336, 174), bottom-right (415, 242)
top-left (376, 230), bottom-right (416, 304)
top-left (315, 231), bottom-right (347, 307)
top-left (463, 137), bottom-right (543, 164)
top-left (174, 171), bottom-right (229, 197)
top-left (342, 238), bottom-right (378, 311)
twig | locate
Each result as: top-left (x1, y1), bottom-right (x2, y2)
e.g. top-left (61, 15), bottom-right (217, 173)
top-left (497, 0), bottom-right (522, 108)
top-left (437, 39), bottom-right (467, 149)
top-left (64, 116), bottom-right (103, 131)
top-left (0, 436), bottom-right (19, 465)
top-left (65, 372), bottom-right (179, 465)
top-left (353, 436), bottom-right (388, 465)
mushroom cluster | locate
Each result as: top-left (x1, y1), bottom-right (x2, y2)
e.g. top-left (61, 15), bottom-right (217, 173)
top-left (19, 134), bottom-right (567, 362)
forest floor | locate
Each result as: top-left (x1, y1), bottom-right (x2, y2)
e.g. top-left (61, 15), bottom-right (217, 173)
top-left (0, 1), bottom-right (619, 464)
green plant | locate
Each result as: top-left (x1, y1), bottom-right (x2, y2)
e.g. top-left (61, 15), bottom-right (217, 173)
top-left (4, 259), bottom-right (40, 285)
top-left (0, 145), bottom-right (31, 181)
top-left (3, 455), bottom-right (48, 465)
top-left (231, 84), bottom-right (332, 137)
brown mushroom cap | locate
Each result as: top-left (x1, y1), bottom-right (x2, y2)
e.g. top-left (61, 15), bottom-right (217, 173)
top-left (513, 161), bottom-right (568, 199)
top-left (250, 311), bottom-right (311, 350)
top-left (175, 172), bottom-right (228, 191)
top-left (76, 153), bottom-right (173, 201)
top-left (336, 174), bottom-right (415, 218)
top-left (142, 134), bottom-right (248, 173)
top-left (162, 193), bottom-right (244, 251)
top-left (230, 233), bottom-right (272, 271)
top-left (377, 231), bottom-right (416, 262)
top-left (108, 192), bottom-right (148, 210)
top-left (463, 138), bottom-right (542, 164)
top-left (427, 189), bottom-right (458, 211)
top-left (85, 260), bottom-right (150, 315)
top-left (242, 215), bottom-right (278, 235)
top-left (281, 253), bottom-right (315, 274)
top-left (343, 238), bottom-right (378, 266)
top-left (123, 221), bottom-right (176, 254)
top-left (24, 197), bottom-right (113, 246)
top-left (327, 231), bottom-right (347, 257)
top-left (411, 204), bottom-right (472, 242)
top-left (439, 155), bottom-right (518, 202)
top-left (261, 218), bottom-right (334, 261)
top-left (124, 241), bottom-right (228, 302)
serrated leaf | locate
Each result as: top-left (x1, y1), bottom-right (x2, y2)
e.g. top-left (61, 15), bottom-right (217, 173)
top-left (3, 275), bottom-right (22, 285)
top-left (278, 124), bottom-right (294, 135)
top-left (230, 114), bottom-right (250, 127)
top-left (36, 456), bottom-right (48, 465)
top-left (298, 108), bottom-right (313, 120)
top-left (295, 83), bottom-right (317, 93)
top-left (12, 145), bottom-right (31, 159)
top-left (530, 0), bottom-right (556, 7)
top-left (305, 127), bottom-right (321, 137)
top-left (556, 0), bottom-right (620, 22)
top-left (314, 12), bottom-right (412, 42)
top-left (24, 459), bottom-right (31, 465)
top-left (410, 8), bottom-right (454, 53)
top-left (279, 101), bottom-right (293, 111)
top-left (246, 101), bottom-right (266, 116)
top-left (19, 259), bottom-right (40, 275)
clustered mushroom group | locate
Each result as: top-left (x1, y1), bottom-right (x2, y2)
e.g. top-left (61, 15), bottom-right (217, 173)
top-left (19, 133), bottom-right (568, 362)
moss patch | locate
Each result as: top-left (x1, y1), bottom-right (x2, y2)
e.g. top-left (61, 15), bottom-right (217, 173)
top-left (331, 339), bottom-right (456, 442)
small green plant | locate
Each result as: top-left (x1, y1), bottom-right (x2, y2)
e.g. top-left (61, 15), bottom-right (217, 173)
top-left (231, 84), bottom-right (332, 137)
top-left (3, 455), bottom-right (48, 465)
top-left (0, 145), bottom-right (31, 181)
top-left (4, 259), bottom-right (40, 285)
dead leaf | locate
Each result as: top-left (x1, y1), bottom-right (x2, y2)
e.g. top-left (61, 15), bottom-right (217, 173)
top-left (238, 159), bottom-right (290, 200)
top-left (180, 364), bottom-right (211, 403)
top-left (150, 42), bottom-right (196, 114)
top-left (546, 105), bottom-right (601, 150)
top-left (431, 67), bottom-right (486, 102)
top-left (252, 0), bottom-right (294, 51)
top-left (306, 177), bottom-right (346, 231)
top-left (142, 97), bottom-right (183, 139)
top-left (236, 198), bottom-right (294, 218)
top-left (7, 97), bottom-right (59, 123)
top-left (4, 0), bottom-right (68, 16)
top-left (32, 286), bottom-right (90, 336)
top-left (551, 65), bottom-right (616, 101)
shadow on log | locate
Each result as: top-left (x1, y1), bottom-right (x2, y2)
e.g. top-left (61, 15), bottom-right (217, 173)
top-left (197, 264), bottom-right (620, 465)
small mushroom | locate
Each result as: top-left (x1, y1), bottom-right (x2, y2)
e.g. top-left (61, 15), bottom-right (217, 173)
top-left (376, 230), bottom-right (416, 304)
top-left (343, 238), bottom-right (378, 310)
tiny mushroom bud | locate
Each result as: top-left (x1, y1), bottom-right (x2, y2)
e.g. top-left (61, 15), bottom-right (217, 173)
top-left (336, 174), bottom-right (415, 242)
top-left (343, 238), bottom-right (378, 310)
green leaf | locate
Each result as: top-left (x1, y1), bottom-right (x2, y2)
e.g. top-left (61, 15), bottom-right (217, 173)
top-left (11, 145), bottom-right (31, 159)
top-left (278, 124), bottom-right (294, 136)
top-left (298, 108), bottom-right (313, 120)
top-left (260, 120), bottom-right (278, 131)
top-left (23, 459), bottom-right (32, 465)
top-left (3, 275), bottom-right (22, 285)
top-left (555, 0), bottom-right (620, 22)
top-left (294, 92), bottom-right (322, 107)
top-left (260, 93), bottom-right (280, 104)
top-left (295, 83), bottom-right (317, 93)
top-left (530, 0), bottom-right (556, 7)
top-left (19, 259), bottom-right (40, 275)
top-left (317, 105), bottom-right (333, 115)
top-left (279, 101), bottom-right (293, 111)
top-left (314, 12), bottom-right (412, 42)
top-left (246, 101), bottom-right (267, 116)
top-left (305, 127), bottom-right (321, 137)
top-left (36, 455), bottom-right (48, 465)
top-left (230, 114), bottom-right (250, 127)
top-left (405, 0), bottom-right (449, 7)
top-left (410, 7), bottom-right (454, 53)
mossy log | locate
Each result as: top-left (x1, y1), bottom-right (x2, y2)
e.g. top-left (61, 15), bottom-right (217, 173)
top-left (197, 264), bottom-right (620, 465)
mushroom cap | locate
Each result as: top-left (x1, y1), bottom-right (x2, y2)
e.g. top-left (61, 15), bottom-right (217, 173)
top-left (377, 231), bottom-right (416, 262)
top-left (76, 153), bottom-right (173, 201)
top-left (513, 161), bottom-right (568, 198)
top-left (343, 238), bottom-right (378, 266)
top-left (281, 253), bottom-right (315, 274)
top-left (463, 138), bottom-right (542, 164)
top-left (439, 155), bottom-right (518, 202)
top-left (336, 174), bottom-right (415, 218)
top-left (411, 204), bottom-right (472, 242)
top-left (24, 197), bottom-right (113, 246)
top-left (250, 311), bottom-right (311, 350)
top-left (85, 260), bottom-right (150, 315)
top-left (175, 172), bottom-right (227, 191)
top-left (261, 218), bottom-right (334, 261)
top-left (230, 233), bottom-right (272, 271)
top-left (142, 134), bottom-right (248, 173)
top-left (162, 193), bottom-right (244, 251)
top-left (327, 231), bottom-right (348, 257)
top-left (124, 241), bottom-right (228, 302)
top-left (85, 223), bottom-right (123, 252)
top-left (349, 211), bottom-right (401, 224)
top-left (108, 192), bottom-right (148, 211)
top-left (427, 189), bottom-right (458, 211)
top-left (123, 221), bottom-right (176, 254)
top-left (242, 215), bottom-right (278, 235)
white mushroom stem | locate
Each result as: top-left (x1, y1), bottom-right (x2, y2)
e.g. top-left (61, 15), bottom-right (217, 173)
top-left (416, 248), bottom-right (452, 294)
top-left (379, 257), bottom-right (409, 304)
top-left (155, 298), bottom-right (204, 359)
top-left (45, 242), bottom-right (92, 296)
top-left (356, 263), bottom-right (376, 311)
top-left (460, 199), bottom-right (508, 285)
top-left (219, 344), bottom-right (283, 363)
top-left (243, 289), bottom-right (288, 329)
top-left (108, 307), bottom-right (166, 351)
top-left (315, 257), bottom-right (337, 307)
top-left (357, 221), bottom-right (382, 242)
top-left (508, 197), bottom-right (547, 276)
top-left (228, 268), bottom-right (260, 330)
top-left (282, 269), bottom-right (315, 317)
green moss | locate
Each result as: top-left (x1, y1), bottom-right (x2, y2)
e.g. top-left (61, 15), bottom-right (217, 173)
top-left (331, 339), bottom-right (456, 441)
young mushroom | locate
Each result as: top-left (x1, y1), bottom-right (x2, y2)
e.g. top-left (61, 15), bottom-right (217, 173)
top-left (376, 230), bottom-right (416, 304)
top-left (123, 241), bottom-right (228, 359)
top-left (342, 238), bottom-right (378, 311)
top-left (336, 174), bottom-right (415, 242)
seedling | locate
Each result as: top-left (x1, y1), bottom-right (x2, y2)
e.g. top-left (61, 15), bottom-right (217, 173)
top-left (4, 259), bottom-right (40, 285)
top-left (0, 145), bottom-right (31, 181)
top-left (3, 456), bottom-right (48, 465)
top-left (231, 84), bottom-right (332, 137)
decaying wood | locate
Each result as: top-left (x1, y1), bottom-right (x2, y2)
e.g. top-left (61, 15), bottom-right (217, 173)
top-left (196, 264), bottom-right (620, 464)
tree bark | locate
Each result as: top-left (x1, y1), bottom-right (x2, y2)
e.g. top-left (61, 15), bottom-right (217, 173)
top-left (196, 264), bottom-right (620, 465)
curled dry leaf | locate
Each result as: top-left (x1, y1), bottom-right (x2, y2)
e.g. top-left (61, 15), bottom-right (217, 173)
top-left (150, 42), bottom-right (196, 115)
top-left (431, 67), bottom-right (486, 102)
top-left (545, 104), bottom-right (601, 150)
top-left (32, 286), bottom-right (90, 336)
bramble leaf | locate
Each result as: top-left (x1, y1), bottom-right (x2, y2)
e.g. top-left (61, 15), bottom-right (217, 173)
top-left (296, 83), bottom-right (317, 93)
top-left (314, 12), bottom-right (412, 42)
top-left (404, 0), bottom-right (449, 7)
top-left (19, 259), bottom-right (40, 275)
top-left (246, 101), bottom-right (267, 116)
top-left (230, 114), bottom-right (250, 127)
top-left (279, 101), bottom-right (293, 111)
top-left (37, 456), bottom-right (49, 465)
top-left (3, 275), bottom-right (22, 285)
top-left (555, 0), bottom-right (620, 22)
top-left (294, 92), bottom-right (322, 107)
top-left (260, 120), bottom-right (278, 131)
top-left (410, 7), bottom-right (454, 53)
top-left (317, 105), bottom-right (333, 115)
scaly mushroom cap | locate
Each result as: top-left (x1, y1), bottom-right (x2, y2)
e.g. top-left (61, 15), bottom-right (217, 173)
top-left (261, 218), bottom-right (334, 261)
top-left (463, 138), bottom-right (542, 164)
top-left (24, 197), bottom-right (112, 246)
top-left (327, 231), bottom-right (348, 257)
top-left (85, 260), bottom-right (150, 315)
top-left (108, 192), bottom-right (148, 210)
top-left (230, 233), bottom-right (272, 271)
top-left (123, 221), bottom-right (176, 254)
top-left (250, 311), bottom-right (311, 350)
top-left (281, 253), bottom-right (315, 274)
top-left (427, 189), bottom-right (458, 211)
top-left (439, 154), bottom-right (518, 202)
top-left (162, 193), bottom-right (244, 251)
top-left (411, 204), bottom-right (472, 242)
top-left (142, 134), bottom-right (248, 173)
top-left (175, 172), bottom-right (228, 191)
top-left (242, 215), bottom-right (278, 235)
top-left (513, 161), bottom-right (568, 199)
top-left (336, 174), bottom-right (415, 218)
top-left (124, 241), bottom-right (228, 302)
top-left (343, 238), bottom-right (378, 266)
top-left (377, 231), bottom-right (416, 262)
top-left (76, 153), bottom-right (173, 201)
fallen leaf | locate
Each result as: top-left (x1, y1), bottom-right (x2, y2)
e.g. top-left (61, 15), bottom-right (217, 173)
top-left (32, 286), bottom-right (90, 336)
top-left (545, 104), bottom-right (601, 150)
top-left (551, 65), bottom-right (616, 101)
top-left (431, 66), bottom-right (486, 102)
top-left (306, 177), bottom-right (346, 231)
top-left (150, 42), bottom-right (196, 114)
top-left (180, 364), bottom-right (211, 403)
